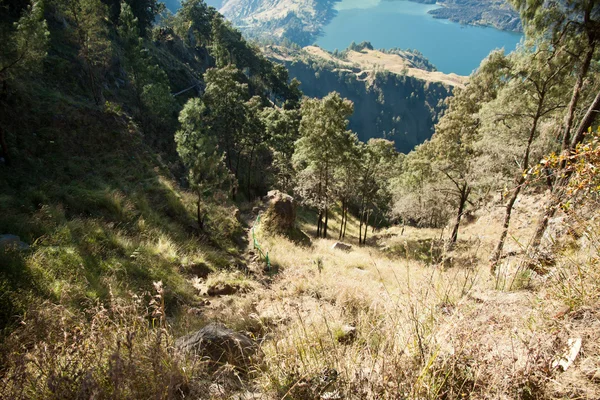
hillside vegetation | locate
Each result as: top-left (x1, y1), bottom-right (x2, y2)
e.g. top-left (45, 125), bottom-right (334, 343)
top-left (1, 0), bottom-right (600, 399)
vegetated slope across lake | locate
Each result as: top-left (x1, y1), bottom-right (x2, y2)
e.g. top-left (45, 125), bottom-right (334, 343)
top-left (266, 43), bottom-right (462, 152)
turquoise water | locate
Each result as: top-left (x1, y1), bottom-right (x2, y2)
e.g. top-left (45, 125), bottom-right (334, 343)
top-left (163, 0), bottom-right (222, 13)
top-left (317, 0), bottom-right (523, 75)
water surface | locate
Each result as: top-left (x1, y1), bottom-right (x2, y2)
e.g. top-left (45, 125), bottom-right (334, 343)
top-left (317, 0), bottom-right (522, 75)
top-left (164, 0), bottom-right (222, 13)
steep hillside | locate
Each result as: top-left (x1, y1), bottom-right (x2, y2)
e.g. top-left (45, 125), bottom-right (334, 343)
top-left (0, 0), bottom-right (299, 332)
top-left (266, 43), bottom-right (461, 152)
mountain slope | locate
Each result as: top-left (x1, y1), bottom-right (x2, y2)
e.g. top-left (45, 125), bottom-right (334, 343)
top-left (266, 44), bottom-right (462, 152)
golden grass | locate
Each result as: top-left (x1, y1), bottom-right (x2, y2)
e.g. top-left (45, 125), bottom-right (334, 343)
top-left (3, 192), bottom-right (599, 399)
top-left (236, 195), bottom-right (599, 399)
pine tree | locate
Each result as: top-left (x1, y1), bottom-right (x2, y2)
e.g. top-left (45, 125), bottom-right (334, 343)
top-left (0, 0), bottom-right (49, 83)
top-left (175, 98), bottom-right (234, 232)
top-left (293, 92), bottom-right (354, 238)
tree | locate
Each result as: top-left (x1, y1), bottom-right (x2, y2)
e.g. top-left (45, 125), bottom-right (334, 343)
top-left (482, 41), bottom-right (572, 271)
top-left (357, 138), bottom-right (396, 245)
top-left (118, 1), bottom-right (176, 144)
top-left (293, 92), bottom-right (354, 238)
top-left (125, 0), bottom-right (162, 36)
top-left (511, 0), bottom-right (600, 155)
top-left (174, 0), bottom-right (213, 48)
top-left (201, 65), bottom-right (249, 178)
top-left (240, 95), bottom-right (267, 197)
top-left (175, 98), bottom-right (234, 231)
top-left (0, 0), bottom-right (49, 165)
top-left (426, 50), bottom-right (512, 247)
top-left (0, 0), bottom-right (49, 83)
top-left (59, 0), bottom-right (112, 105)
top-left (510, 0), bottom-right (600, 250)
top-left (393, 143), bottom-right (448, 229)
top-left (262, 107), bottom-right (301, 193)
top-left (334, 132), bottom-right (360, 240)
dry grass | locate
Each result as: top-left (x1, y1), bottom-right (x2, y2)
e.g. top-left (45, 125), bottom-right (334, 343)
top-left (303, 46), bottom-right (468, 87)
top-left (232, 196), bottom-right (600, 399)
top-left (2, 194), bottom-right (599, 399)
top-left (0, 286), bottom-right (210, 399)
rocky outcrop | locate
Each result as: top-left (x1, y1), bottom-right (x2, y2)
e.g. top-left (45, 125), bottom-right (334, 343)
top-left (263, 190), bottom-right (296, 232)
top-left (261, 190), bottom-right (311, 246)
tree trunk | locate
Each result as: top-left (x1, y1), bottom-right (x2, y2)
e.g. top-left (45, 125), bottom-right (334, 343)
top-left (338, 198), bottom-right (345, 240)
top-left (450, 184), bottom-right (471, 246)
top-left (324, 160), bottom-right (329, 238)
top-left (0, 125), bottom-right (10, 166)
top-left (363, 210), bottom-right (370, 245)
top-left (560, 43), bottom-right (595, 156)
top-left (342, 206), bottom-right (348, 239)
top-left (358, 210), bottom-right (363, 245)
top-left (317, 210), bottom-right (323, 238)
top-left (246, 144), bottom-right (255, 197)
top-left (324, 206), bottom-right (329, 238)
top-left (87, 61), bottom-right (101, 106)
top-left (530, 89), bottom-right (600, 250)
top-left (196, 198), bottom-right (204, 232)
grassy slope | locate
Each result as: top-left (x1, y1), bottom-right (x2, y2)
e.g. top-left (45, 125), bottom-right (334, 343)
top-left (198, 199), bottom-right (599, 399)
top-left (0, 84), bottom-right (241, 334)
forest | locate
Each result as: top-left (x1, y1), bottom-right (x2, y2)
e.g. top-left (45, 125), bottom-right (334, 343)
top-left (1, 0), bottom-right (600, 399)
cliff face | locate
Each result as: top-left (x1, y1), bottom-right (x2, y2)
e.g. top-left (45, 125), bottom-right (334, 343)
top-left (267, 45), bottom-right (460, 153)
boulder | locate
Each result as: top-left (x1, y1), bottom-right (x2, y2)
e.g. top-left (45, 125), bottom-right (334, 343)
top-left (175, 323), bottom-right (256, 367)
top-left (0, 234), bottom-right (30, 251)
top-left (183, 262), bottom-right (212, 279)
top-left (207, 283), bottom-right (239, 297)
top-left (262, 190), bottom-right (296, 232)
top-left (331, 242), bottom-right (352, 252)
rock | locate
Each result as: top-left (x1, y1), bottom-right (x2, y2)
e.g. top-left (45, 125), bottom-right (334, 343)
top-left (0, 234), bottom-right (30, 251)
top-left (336, 324), bottom-right (357, 344)
top-left (183, 262), bottom-right (212, 279)
top-left (207, 283), bottom-right (239, 296)
top-left (331, 242), bottom-right (352, 251)
top-left (175, 323), bottom-right (256, 367)
top-left (262, 190), bottom-right (296, 232)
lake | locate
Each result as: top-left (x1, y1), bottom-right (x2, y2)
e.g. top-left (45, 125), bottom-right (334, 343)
top-left (316, 0), bottom-right (523, 75)
top-left (163, 0), bottom-right (222, 12)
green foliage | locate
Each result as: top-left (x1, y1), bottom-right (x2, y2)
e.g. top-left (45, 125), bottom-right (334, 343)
top-left (175, 101), bottom-right (233, 230)
top-left (118, 2), bottom-right (176, 138)
top-left (262, 107), bottom-right (301, 193)
top-left (57, 0), bottom-right (112, 104)
top-left (294, 93), bottom-right (353, 207)
top-left (0, 0), bottom-right (49, 82)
